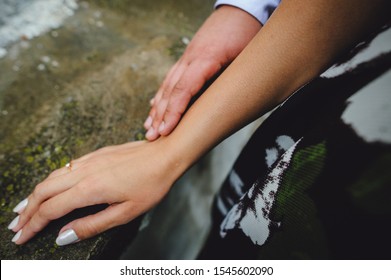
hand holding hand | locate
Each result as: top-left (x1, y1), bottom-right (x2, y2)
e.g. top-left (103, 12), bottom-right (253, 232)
top-left (144, 5), bottom-right (261, 141)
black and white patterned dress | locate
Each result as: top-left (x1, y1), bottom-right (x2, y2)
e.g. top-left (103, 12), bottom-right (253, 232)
top-left (199, 23), bottom-right (391, 259)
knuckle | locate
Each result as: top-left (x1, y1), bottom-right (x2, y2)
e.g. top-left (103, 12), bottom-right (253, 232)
top-left (165, 105), bottom-right (182, 117)
top-left (75, 177), bottom-right (98, 197)
top-left (78, 161), bottom-right (101, 176)
top-left (161, 87), bottom-right (171, 100)
top-left (172, 80), bottom-right (186, 93)
top-left (37, 202), bottom-right (54, 221)
top-left (78, 163), bottom-right (93, 175)
top-left (33, 182), bottom-right (47, 200)
top-left (115, 206), bottom-right (131, 225)
top-left (82, 220), bottom-right (100, 237)
top-left (48, 169), bottom-right (60, 178)
top-left (118, 208), bottom-right (133, 224)
top-left (75, 181), bottom-right (90, 196)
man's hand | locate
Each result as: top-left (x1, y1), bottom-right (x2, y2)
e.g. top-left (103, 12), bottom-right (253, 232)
top-left (144, 5), bottom-right (261, 140)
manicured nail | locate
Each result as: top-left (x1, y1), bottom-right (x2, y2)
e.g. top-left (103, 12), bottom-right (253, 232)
top-left (13, 198), bottom-right (28, 213)
top-left (144, 116), bottom-right (152, 128)
top-left (56, 229), bottom-right (79, 246)
top-left (8, 215), bottom-right (20, 230)
top-left (145, 127), bottom-right (155, 139)
top-left (150, 98), bottom-right (155, 106)
top-left (12, 229), bottom-right (22, 243)
top-left (158, 121), bottom-right (165, 133)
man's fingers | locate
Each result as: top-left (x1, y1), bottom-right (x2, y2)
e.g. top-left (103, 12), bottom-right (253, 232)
top-left (55, 203), bottom-right (134, 245)
top-left (144, 61), bottom-right (184, 130)
top-left (155, 61), bottom-right (183, 104)
top-left (158, 60), bottom-right (221, 136)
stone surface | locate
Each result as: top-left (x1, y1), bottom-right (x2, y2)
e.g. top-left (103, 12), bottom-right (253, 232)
top-left (0, 0), bottom-right (214, 260)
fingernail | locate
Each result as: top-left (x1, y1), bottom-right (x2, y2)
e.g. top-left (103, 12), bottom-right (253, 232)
top-left (8, 215), bottom-right (20, 230)
top-left (158, 121), bottom-right (165, 133)
top-left (13, 198), bottom-right (28, 213)
top-left (146, 127), bottom-right (155, 139)
top-left (56, 229), bottom-right (80, 246)
top-left (144, 116), bottom-right (152, 128)
top-left (12, 229), bottom-right (22, 243)
top-left (150, 98), bottom-right (155, 106)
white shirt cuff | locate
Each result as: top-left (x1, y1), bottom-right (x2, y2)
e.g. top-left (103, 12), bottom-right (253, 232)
top-left (214, 0), bottom-right (281, 25)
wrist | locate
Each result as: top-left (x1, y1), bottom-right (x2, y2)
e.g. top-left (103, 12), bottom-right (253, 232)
top-left (152, 136), bottom-right (194, 185)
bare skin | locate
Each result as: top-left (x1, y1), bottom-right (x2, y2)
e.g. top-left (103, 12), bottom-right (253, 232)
top-left (144, 5), bottom-right (262, 141)
top-left (9, 0), bottom-right (388, 245)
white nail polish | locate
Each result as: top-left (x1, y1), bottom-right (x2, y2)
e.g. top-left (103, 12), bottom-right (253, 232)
top-left (8, 215), bottom-right (20, 230)
top-left (13, 198), bottom-right (28, 213)
top-left (12, 229), bottom-right (22, 243)
top-left (158, 121), bottom-right (165, 133)
top-left (56, 229), bottom-right (80, 246)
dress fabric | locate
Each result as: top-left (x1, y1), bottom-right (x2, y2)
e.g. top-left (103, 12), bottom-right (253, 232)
top-left (199, 23), bottom-right (391, 259)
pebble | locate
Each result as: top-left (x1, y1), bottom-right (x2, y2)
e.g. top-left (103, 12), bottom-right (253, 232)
top-left (37, 64), bottom-right (46, 71)
top-left (181, 37), bottom-right (190, 45)
top-left (41, 56), bottom-right (51, 63)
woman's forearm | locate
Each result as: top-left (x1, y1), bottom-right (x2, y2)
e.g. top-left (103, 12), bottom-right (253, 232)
top-left (163, 0), bottom-right (389, 177)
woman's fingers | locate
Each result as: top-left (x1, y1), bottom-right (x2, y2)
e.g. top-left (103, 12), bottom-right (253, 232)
top-left (10, 142), bottom-right (140, 236)
top-left (10, 172), bottom-right (82, 233)
top-left (55, 202), bottom-right (134, 246)
top-left (12, 178), bottom-right (108, 245)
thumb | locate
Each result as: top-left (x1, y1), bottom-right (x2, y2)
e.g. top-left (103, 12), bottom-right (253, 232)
top-left (55, 203), bottom-right (132, 246)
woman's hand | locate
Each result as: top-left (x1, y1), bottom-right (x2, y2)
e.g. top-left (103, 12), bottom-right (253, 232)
top-left (8, 140), bottom-right (182, 245)
top-left (144, 5), bottom-right (261, 141)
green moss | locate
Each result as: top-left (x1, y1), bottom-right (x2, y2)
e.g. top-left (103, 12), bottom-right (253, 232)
top-left (168, 39), bottom-right (186, 60)
top-left (26, 156), bottom-right (34, 163)
top-left (135, 132), bottom-right (145, 141)
top-left (6, 184), bottom-right (14, 193)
